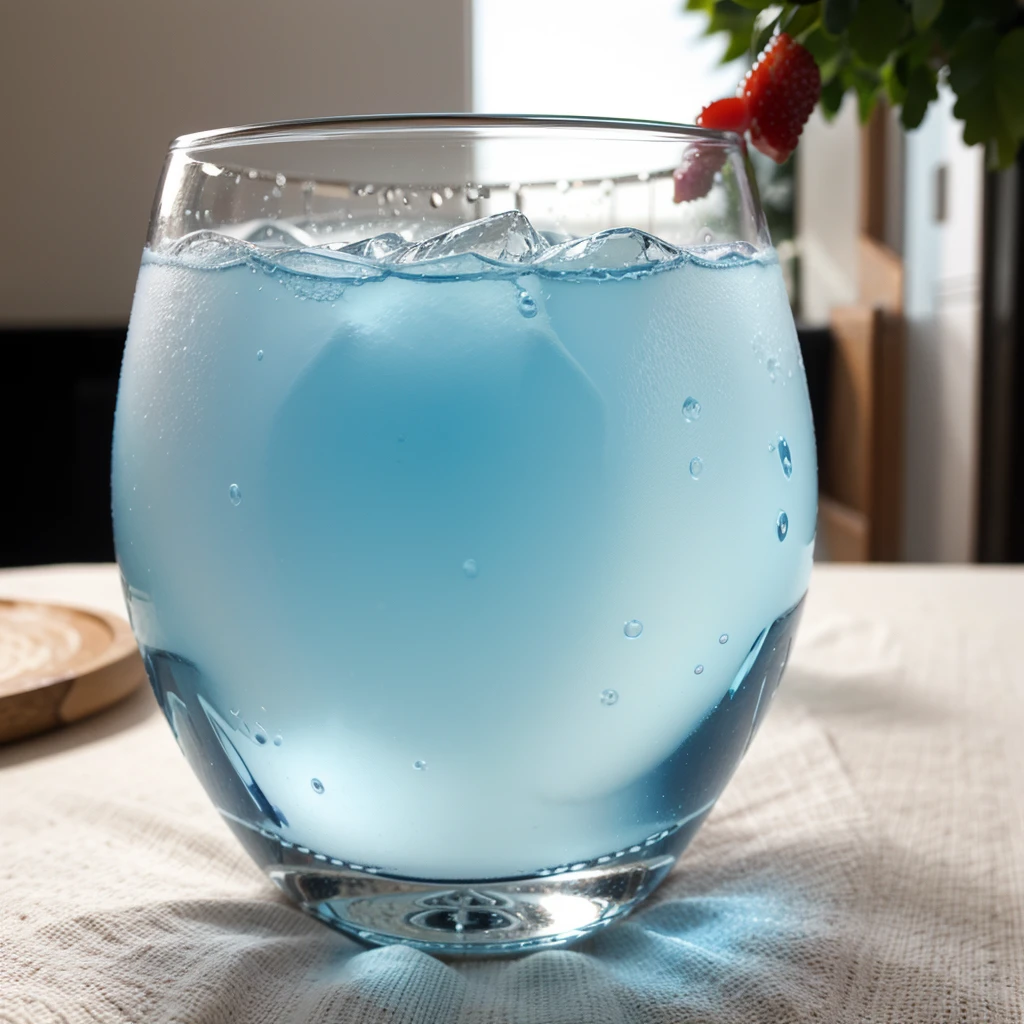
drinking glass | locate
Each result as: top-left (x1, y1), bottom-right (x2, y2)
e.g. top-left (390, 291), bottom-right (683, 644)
top-left (113, 115), bottom-right (816, 955)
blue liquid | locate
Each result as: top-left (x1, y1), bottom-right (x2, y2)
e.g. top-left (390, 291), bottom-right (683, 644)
top-left (114, 223), bottom-right (816, 881)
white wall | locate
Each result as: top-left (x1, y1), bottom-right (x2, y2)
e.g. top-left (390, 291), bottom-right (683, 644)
top-left (473, 0), bottom-right (740, 122)
top-left (901, 86), bottom-right (984, 561)
top-left (0, 0), bottom-right (471, 325)
top-left (796, 103), bottom-right (861, 325)
top-left (798, 87), bottom-right (984, 562)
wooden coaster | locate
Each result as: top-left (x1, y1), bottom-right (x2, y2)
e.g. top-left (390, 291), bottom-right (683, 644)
top-left (0, 599), bottom-right (146, 744)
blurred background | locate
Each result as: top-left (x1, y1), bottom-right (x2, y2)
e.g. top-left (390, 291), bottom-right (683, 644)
top-left (1, 0), bottom-right (1021, 566)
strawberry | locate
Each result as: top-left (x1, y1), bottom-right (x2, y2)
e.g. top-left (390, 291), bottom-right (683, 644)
top-left (696, 96), bottom-right (751, 134)
top-left (673, 32), bottom-right (820, 201)
top-left (740, 32), bottom-right (821, 163)
top-left (673, 147), bottom-right (728, 203)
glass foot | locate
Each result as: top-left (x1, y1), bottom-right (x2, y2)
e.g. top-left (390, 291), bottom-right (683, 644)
top-left (269, 854), bottom-right (676, 955)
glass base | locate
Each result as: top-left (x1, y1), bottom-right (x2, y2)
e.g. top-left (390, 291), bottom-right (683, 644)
top-left (269, 851), bottom-right (676, 955)
top-left (142, 596), bottom-right (805, 955)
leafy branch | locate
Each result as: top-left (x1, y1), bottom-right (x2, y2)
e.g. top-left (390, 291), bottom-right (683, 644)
top-left (685, 0), bottom-right (1024, 167)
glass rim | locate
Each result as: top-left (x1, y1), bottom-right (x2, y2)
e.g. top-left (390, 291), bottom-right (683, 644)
top-left (170, 113), bottom-right (741, 153)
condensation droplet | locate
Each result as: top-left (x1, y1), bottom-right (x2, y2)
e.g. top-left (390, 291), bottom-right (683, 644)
top-left (777, 509), bottom-right (789, 541)
top-left (777, 435), bottom-right (793, 478)
top-left (682, 397), bottom-right (701, 422)
top-left (517, 289), bottom-right (537, 317)
top-left (275, 173), bottom-right (287, 187)
top-left (689, 456), bottom-right (704, 479)
top-left (462, 558), bottom-right (478, 579)
top-left (256, 349), bottom-right (264, 361)
top-left (430, 192), bottom-right (443, 208)
top-left (600, 688), bottom-right (619, 706)
top-left (310, 778), bottom-right (324, 794)
top-left (624, 619), bottom-right (644, 639)
top-left (719, 633), bottom-right (729, 645)
top-left (694, 664), bottom-right (704, 675)
top-left (273, 734), bottom-right (283, 747)
top-left (413, 760), bottom-right (427, 771)
top-left (229, 484), bottom-right (242, 506)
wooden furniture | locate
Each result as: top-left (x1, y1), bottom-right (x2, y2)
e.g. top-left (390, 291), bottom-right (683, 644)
top-left (0, 597), bottom-right (144, 743)
top-left (818, 107), bottom-right (906, 561)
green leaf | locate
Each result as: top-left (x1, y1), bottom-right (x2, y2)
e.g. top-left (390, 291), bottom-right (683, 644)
top-left (897, 31), bottom-right (933, 69)
top-left (911, 0), bottom-right (942, 32)
top-left (697, 1), bottom-right (758, 64)
top-left (845, 63), bottom-right (883, 122)
top-left (821, 0), bottom-right (856, 37)
top-left (964, 0), bottom-right (1017, 23)
top-left (881, 60), bottom-right (907, 105)
top-left (856, 88), bottom-right (880, 123)
top-left (704, 1), bottom-right (758, 37)
top-left (750, 5), bottom-right (783, 58)
top-left (930, 0), bottom-right (1014, 50)
top-left (929, 0), bottom-right (971, 50)
top-left (847, 0), bottom-right (910, 66)
top-left (820, 76), bottom-right (846, 118)
top-left (722, 30), bottom-right (755, 61)
top-left (803, 27), bottom-right (847, 83)
top-left (949, 23), bottom-right (995, 99)
top-left (994, 29), bottom-right (1024, 141)
top-left (781, 3), bottom-right (821, 40)
top-left (802, 24), bottom-right (840, 59)
top-left (949, 24), bottom-right (1024, 170)
top-left (724, 0), bottom-right (778, 9)
top-left (900, 63), bottom-right (938, 128)
top-left (822, 0), bottom-right (857, 36)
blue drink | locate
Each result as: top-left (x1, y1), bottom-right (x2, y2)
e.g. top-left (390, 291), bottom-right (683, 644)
top-left (114, 117), bottom-right (816, 953)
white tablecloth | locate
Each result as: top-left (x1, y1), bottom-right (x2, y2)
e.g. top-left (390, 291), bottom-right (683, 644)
top-left (2, 564), bottom-right (1022, 1023)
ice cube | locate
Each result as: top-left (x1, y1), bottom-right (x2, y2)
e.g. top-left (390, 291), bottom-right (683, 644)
top-left (534, 228), bottom-right (680, 272)
top-left (160, 230), bottom-right (259, 268)
top-left (390, 211), bottom-right (548, 265)
top-left (273, 247), bottom-right (385, 281)
top-left (337, 233), bottom-right (407, 261)
top-left (687, 240), bottom-right (761, 265)
top-left (389, 253), bottom-right (501, 279)
top-left (236, 220), bottom-right (315, 248)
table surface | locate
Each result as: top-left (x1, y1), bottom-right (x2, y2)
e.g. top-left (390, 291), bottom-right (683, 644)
top-left (2, 563), bottom-right (1022, 1024)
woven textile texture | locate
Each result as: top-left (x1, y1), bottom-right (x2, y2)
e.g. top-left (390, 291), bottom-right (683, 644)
top-left (2, 564), bottom-right (1022, 1023)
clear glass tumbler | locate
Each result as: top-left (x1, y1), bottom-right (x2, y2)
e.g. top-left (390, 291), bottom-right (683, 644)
top-left (113, 115), bottom-right (816, 954)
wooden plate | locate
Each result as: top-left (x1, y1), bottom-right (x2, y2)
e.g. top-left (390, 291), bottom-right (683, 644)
top-left (0, 599), bottom-right (146, 744)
